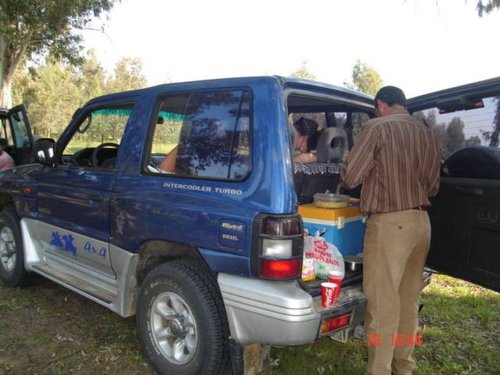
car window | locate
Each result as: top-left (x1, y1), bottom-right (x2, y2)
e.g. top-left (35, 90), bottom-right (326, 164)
top-left (9, 109), bottom-right (31, 148)
top-left (62, 106), bottom-right (133, 169)
top-left (412, 95), bottom-right (500, 179)
top-left (412, 96), bottom-right (500, 158)
top-left (149, 89), bottom-right (251, 180)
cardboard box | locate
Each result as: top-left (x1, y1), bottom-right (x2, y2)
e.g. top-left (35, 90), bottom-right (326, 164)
top-left (298, 203), bottom-right (366, 257)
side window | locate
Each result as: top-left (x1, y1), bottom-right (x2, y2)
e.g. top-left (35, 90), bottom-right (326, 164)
top-left (149, 89), bottom-right (251, 180)
top-left (9, 109), bottom-right (31, 148)
top-left (413, 96), bottom-right (500, 178)
top-left (0, 118), bottom-right (14, 147)
top-left (62, 106), bottom-right (133, 169)
top-left (413, 96), bottom-right (499, 158)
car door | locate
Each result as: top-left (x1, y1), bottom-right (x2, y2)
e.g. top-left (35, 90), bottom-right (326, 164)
top-left (35, 102), bottom-right (134, 279)
top-left (6, 104), bottom-right (34, 165)
top-left (408, 77), bottom-right (500, 292)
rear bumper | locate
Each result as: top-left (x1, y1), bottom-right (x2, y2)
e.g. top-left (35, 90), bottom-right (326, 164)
top-left (218, 273), bottom-right (366, 345)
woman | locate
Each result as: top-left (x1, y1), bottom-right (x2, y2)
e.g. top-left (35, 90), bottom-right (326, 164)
top-left (293, 117), bottom-right (320, 163)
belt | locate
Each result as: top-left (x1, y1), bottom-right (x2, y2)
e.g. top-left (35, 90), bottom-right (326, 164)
top-left (412, 206), bottom-right (428, 211)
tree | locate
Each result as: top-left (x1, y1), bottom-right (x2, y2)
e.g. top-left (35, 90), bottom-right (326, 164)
top-left (477, 0), bottom-right (500, 16)
top-left (446, 117), bottom-right (466, 153)
top-left (105, 57), bottom-right (147, 94)
top-left (0, 0), bottom-right (117, 107)
top-left (465, 135), bottom-right (482, 146)
top-left (481, 97), bottom-right (500, 147)
top-left (76, 49), bottom-right (106, 102)
top-left (345, 60), bottom-right (383, 96)
top-left (18, 59), bottom-right (81, 137)
top-left (290, 61), bottom-right (316, 80)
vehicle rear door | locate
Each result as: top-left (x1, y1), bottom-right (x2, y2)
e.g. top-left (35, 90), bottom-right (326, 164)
top-left (408, 77), bottom-right (500, 292)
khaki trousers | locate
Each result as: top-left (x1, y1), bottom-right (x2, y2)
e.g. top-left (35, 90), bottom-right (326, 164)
top-left (363, 210), bottom-right (430, 375)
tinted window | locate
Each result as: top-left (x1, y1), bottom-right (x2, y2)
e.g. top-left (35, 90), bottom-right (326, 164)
top-left (149, 89), bottom-right (251, 180)
top-left (413, 96), bottom-right (500, 158)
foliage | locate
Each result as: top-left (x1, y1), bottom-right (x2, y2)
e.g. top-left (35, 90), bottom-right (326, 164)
top-left (291, 61), bottom-right (316, 80)
top-left (105, 57), bottom-right (147, 94)
top-left (465, 135), bottom-right (481, 146)
top-left (345, 60), bottom-right (383, 96)
top-left (481, 97), bottom-right (500, 147)
top-left (415, 109), bottom-right (472, 157)
top-left (0, 0), bottom-right (118, 107)
top-left (446, 117), bottom-right (466, 154)
top-left (76, 49), bottom-right (107, 101)
top-left (476, 0), bottom-right (500, 16)
top-left (13, 53), bottom-right (147, 138)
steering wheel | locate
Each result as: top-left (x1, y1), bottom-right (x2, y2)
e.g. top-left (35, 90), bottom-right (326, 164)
top-left (91, 142), bottom-right (119, 167)
top-left (71, 147), bottom-right (94, 167)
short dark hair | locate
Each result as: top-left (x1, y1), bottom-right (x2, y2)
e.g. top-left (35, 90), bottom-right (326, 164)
top-left (374, 86), bottom-right (407, 108)
top-left (293, 117), bottom-right (319, 137)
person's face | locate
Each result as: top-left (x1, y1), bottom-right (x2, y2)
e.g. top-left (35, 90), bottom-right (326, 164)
top-left (293, 128), bottom-right (307, 151)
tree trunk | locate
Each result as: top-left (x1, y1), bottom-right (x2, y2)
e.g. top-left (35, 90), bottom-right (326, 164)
top-left (0, 22), bottom-right (27, 108)
top-left (0, 76), bottom-right (13, 108)
top-left (0, 26), bottom-right (12, 108)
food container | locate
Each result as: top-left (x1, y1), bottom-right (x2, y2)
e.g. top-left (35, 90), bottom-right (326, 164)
top-left (344, 255), bottom-right (363, 272)
top-left (313, 193), bottom-right (350, 208)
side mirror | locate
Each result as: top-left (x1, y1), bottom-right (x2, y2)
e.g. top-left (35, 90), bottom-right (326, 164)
top-left (34, 138), bottom-right (56, 165)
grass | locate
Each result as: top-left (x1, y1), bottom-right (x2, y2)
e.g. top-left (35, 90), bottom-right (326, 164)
top-left (0, 275), bottom-right (498, 374)
top-left (261, 275), bottom-right (499, 375)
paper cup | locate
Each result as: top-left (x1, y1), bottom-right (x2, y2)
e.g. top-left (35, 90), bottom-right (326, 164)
top-left (327, 270), bottom-right (343, 299)
top-left (321, 282), bottom-right (337, 308)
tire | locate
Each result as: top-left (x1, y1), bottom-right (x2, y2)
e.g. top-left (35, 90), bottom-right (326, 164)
top-left (136, 260), bottom-right (230, 375)
top-left (0, 207), bottom-right (37, 286)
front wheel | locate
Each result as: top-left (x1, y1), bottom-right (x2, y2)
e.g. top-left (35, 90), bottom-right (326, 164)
top-left (0, 207), bottom-right (37, 286)
top-left (136, 260), bottom-right (230, 375)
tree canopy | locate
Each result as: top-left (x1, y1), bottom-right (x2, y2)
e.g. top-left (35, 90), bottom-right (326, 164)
top-left (290, 61), bottom-right (316, 80)
top-left (13, 53), bottom-right (147, 138)
top-left (476, 0), bottom-right (500, 16)
top-left (0, 0), bottom-right (118, 107)
top-left (346, 60), bottom-right (383, 96)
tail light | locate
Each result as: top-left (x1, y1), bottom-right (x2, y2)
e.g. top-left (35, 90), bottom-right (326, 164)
top-left (252, 214), bottom-right (304, 280)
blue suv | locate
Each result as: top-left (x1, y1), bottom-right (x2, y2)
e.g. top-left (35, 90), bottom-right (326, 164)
top-left (0, 76), bottom-right (498, 374)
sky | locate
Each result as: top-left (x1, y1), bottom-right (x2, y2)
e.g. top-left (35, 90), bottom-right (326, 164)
top-left (81, 0), bottom-right (500, 98)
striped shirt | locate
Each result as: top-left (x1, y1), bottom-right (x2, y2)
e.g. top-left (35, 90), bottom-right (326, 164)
top-left (341, 109), bottom-right (441, 215)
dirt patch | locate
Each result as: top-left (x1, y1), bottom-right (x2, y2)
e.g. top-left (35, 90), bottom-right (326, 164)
top-left (0, 278), bottom-right (155, 375)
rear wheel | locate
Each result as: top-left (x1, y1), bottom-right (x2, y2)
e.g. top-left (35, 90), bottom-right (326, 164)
top-left (136, 260), bottom-right (230, 375)
top-left (0, 207), bottom-right (37, 286)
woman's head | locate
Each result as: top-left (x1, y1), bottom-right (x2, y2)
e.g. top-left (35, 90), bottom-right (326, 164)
top-left (293, 117), bottom-right (319, 152)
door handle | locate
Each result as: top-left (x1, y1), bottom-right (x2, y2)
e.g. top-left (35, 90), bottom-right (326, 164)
top-left (455, 186), bottom-right (484, 196)
top-left (88, 193), bottom-right (103, 202)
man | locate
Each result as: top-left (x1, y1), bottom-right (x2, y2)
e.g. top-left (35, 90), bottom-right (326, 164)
top-left (341, 86), bottom-right (441, 375)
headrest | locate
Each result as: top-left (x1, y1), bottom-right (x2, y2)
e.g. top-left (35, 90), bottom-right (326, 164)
top-left (316, 127), bottom-right (347, 163)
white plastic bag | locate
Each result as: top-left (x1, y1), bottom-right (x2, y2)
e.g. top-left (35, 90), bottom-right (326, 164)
top-left (304, 231), bottom-right (345, 279)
